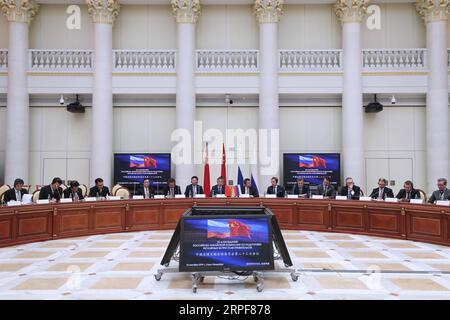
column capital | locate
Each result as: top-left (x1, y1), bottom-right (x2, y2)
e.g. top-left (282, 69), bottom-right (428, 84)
top-left (416, 0), bottom-right (450, 23)
top-left (87, 0), bottom-right (120, 24)
top-left (254, 0), bottom-right (284, 24)
top-left (171, 0), bottom-right (201, 24)
top-left (334, 0), bottom-right (369, 24)
top-left (0, 0), bottom-right (39, 24)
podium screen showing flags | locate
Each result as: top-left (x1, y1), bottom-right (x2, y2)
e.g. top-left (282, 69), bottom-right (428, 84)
top-left (179, 215), bottom-right (273, 272)
top-left (114, 153), bottom-right (171, 188)
top-left (283, 153), bottom-right (341, 189)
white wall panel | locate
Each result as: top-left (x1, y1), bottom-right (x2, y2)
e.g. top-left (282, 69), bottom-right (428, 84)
top-left (197, 5), bottom-right (258, 50)
top-left (113, 5), bottom-right (176, 49)
top-left (30, 5), bottom-right (94, 49)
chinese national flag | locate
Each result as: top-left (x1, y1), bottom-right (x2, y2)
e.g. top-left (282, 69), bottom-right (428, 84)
top-left (221, 143), bottom-right (227, 185)
top-left (203, 143), bottom-right (211, 197)
top-left (228, 220), bottom-right (251, 238)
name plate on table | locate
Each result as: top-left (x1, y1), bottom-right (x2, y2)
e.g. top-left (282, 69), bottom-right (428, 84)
top-left (239, 194), bottom-right (250, 198)
top-left (60, 198), bottom-right (72, 203)
top-left (175, 194), bottom-right (186, 199)
top-left (7, 201), bottom-right (22, 206)
top-left (107, 196), bottom-right (122, 201)
top-left (311, 195), bottom-right (324, 200)
top-left (335, 195), bottom-right (348, 200)
top-left (154, 195), bottom-right (165, 199)
top-left (215, 194), bottom-right (226, 198)
top-left (410, 198), bottom-right (424, 204)
top-left (359, 196), bottom-right (372, 201)
top-left (287, 195), bottom-right (298, 199)
top-left (436, 200), bottom-right (450, 206)
top-left (84, 197), bottom-right (97, 202)
top-left (36, 199), bottom-right (49, 204)
top-left (385, 197), bottom-right (398, 203)
top-left (22, 194), bottom-right (32, 204)
top-left (265, 194), bottom-right (276, 198)
top-left (132, 195), bottom-right (144, 200)
top-left (194, 194), bottom-right (206, 198)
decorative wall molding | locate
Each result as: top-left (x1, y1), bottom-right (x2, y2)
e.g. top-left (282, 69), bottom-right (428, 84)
top-left (254, 0), bottom-right (284, 24)
top-left (334, 0), bottom-right (369, 24)
top-left (416, 0), bottom-right (450, 23)
top-left (0, 0), bottom-right (39, 23)
top-left (171, 0), bottom-right (201, 24)
top-left (86, 0), bottom-right (120, 24)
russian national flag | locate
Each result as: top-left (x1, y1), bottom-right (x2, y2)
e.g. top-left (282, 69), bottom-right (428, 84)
top-left (299, 155), bottom-right (327, 168)
top-left (130, 155), bottom-right (157, 168)
top-left (236, 166), bottom-right (244, 196)
top-left (207, 219), bottom-right (230, 239)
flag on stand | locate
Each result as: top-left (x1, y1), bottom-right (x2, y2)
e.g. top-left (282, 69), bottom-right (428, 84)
top-left (250, 162), bottom-right (259, 196)
top-left (221, 143), bottom-right (227, 184)
top-left (237, 166), bottom-right (244, 196)
top-left (203, 143), bottom-right (211, 197)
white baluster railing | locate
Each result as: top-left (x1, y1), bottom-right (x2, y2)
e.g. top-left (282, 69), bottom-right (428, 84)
top-left (113, 50), bottom-right (176, 72)
top-left (362, 49), bottom-right (427, 71)
top-left (0, 49), bottom-right (8, 70)
top-left (279, 49), bottom-right (342, 72)
top-left (196, 50), bottom-right (259, 72)
top-left (29, 49), bottom-right (94, 71)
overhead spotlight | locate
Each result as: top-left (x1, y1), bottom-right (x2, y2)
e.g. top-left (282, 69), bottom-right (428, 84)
top-left (59, 95), bottom-right (65, 105)
top-left (391, 95), bottom-right (396, 105)
top-left (365, 94), bottom-right (384, 113)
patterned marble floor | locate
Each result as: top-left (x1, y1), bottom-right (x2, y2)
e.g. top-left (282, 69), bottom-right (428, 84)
top-left (1, 230), bottom-right (450, 300)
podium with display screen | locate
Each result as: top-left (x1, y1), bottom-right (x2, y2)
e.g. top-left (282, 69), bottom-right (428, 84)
top-left (155, 206), bottom-right (298, 292)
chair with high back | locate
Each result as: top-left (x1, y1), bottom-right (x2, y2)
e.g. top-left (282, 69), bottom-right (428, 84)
top-left (115, 187), bottom-right (130, 199)
top-left (79, 184), bottom-right (88, 197)
top-left (0, 185), bottom-right (10, 203)
top-left (112, 184), bottom-right (122, 196)
top-left (32, 190), bottom-right (41, 203)
top-left (417, 189), bottom-right (427, 202)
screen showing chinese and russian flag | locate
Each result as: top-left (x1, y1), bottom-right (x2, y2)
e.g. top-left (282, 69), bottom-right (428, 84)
top-left (180, 217), bottom-right (273, 272)
top-left (114, 153), bottom-right (171, 188)
top-left (283, 153), bottom-right (341, 189)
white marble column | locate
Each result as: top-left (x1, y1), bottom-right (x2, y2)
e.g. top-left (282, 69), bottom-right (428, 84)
top-left (87, 0), bottom-right (120, 188)
top-left (254, 0), bottom-right (283, 186)
top-left (335, 0), bottom-right (368, 188)
top-left (171, 0), bottom-right (200, 188)
top-left (1, 0), bottom-right (39, 184)
top-left (416, 0), bottom-right (450, 193)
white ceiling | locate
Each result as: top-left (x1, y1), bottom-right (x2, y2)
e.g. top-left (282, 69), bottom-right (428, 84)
top-left (37, 0), bottom-right (416, 5)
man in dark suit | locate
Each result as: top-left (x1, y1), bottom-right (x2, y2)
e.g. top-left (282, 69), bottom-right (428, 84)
top-left (185, 176), bottom-right (204, 198)
top-left (211, 176), bottom-right (226, 197)
top-left (163, 178), bottom-right (182, 197)
top-left (266, 177), bottom-right (285, 198)
top-left (292, 177), bottom-right (310, 197)
top-left (339, 177), bottom-right (361, 200)
top-left (316, 177), bottom-right (335, 198)
top-left (63, 180), bottom-right (84, 201)
top-left (428, 178), bottom-right (450, 204)
top-left (396, 180), bottom-right (420, 202)
top-left (241, 178), bottom-right (259, 197)
top-left (3, 178), bottom-right (28, 203)
top-left (370, 178), bottom-right (394, 200)
top-left (88, 178), bottom-right (111, 198)
top-left (39, 177), bottom-right (63, 202)
top-left (137, 178), bottom-right (155, 199)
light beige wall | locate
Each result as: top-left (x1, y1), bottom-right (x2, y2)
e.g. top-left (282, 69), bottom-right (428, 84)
top-left (362, 3), bottom-right (426, 49)
top-left (279, 5), bottom-right (342, 49)
top-left (113, 5), bottom-right (176, 49)
top-left (0, 15), bottom-right (8, 48)
top-left (197, 5), bottom-right (258, 50)
top-left (0, 107), bottom-right (5, 184)
top-left (30, 4), bottom-right (94, 49)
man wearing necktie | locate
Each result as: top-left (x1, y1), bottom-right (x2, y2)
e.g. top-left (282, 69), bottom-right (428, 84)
top-left (370, 178), bottom-right (394, 200)
top-left (240, 178), bottom-right (259, 197)
top-left (338, 177), bottom-right (361, 200)
top-left (39, 177), bottom-right (63, 202)
top-left (3, 178), bottom-right (28, 203)
top-left (184, 176), bottom-right (204, 198)
top-left (396, 180), bottom-right (420, 202)
top-left (211, 176), bottom-right (226, 197)
top-left (137, 178), bottom-right (155, 199)
top-left (266, 177), bottom-right (285, 197)
top-left (316, 177), bottom-right (335, 198)
top-left (163, 178), bottom-right (181, 197)
top-left (428, 178), bottom-right (450, 204)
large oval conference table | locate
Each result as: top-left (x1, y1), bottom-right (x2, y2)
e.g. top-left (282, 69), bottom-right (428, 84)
top-left (1, 198), bottom-right (449, 248)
